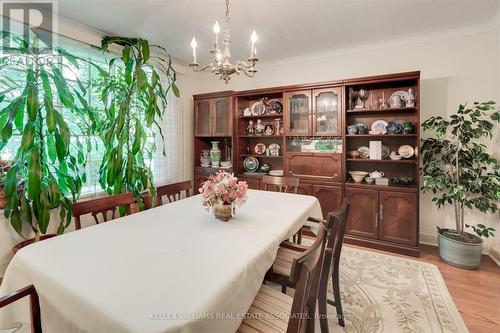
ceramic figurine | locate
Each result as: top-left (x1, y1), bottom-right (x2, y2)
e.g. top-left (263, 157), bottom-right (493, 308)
top-left (402, 121), bottom-right (413, 134)
top-left (260, 163), bottom-right (271, 173)
top-left (243, 107), bottom-right (252, 116)
top-left (264, 124), bottom-right (274, 136)
top-left (274, 119), bottom-right (281, 135)
top-left (403, 88), bottom-right (416, 107)
top-left (200, 150), bottom-right (210, 167)
top-left (255, 119), bottom-right (265, 135)
top-left (246, 120), bottom-right (255, 135)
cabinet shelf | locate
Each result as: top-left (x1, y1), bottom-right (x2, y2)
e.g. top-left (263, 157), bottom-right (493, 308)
top-left (237, 135), bottom-right (283, 138)
top-left (240, 114), bottom-right (283, 119)
top-left (347, 158), bottom-right (417, 164)
top-left (346, 181), bottom-right (418, 192)
top-left (240, 154), bottom-right (282, 159)
top-left (346, 107), bottom-right (417, 114)
top-left (346, 134), bottom-right (417, 138)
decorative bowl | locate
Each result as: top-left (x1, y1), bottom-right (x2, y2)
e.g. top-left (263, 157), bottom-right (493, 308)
top-left (365, 177), bottom-right (375, 184)
top-left (349, 171), bottom-right (368, 183)
top-left (347, 125), bottom-right (358, 135)
top-left (386, 120), bottom-right (402, 134)
top-left (389, 154), bottom-right (402, 160)
top-left (355, 122), bottom-right (369, 134)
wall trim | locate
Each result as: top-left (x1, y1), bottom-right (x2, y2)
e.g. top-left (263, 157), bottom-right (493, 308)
top-left (489, 248), bottom-right (500, 267)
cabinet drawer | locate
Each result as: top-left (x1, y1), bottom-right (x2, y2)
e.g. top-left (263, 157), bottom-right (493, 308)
top-left (287, 153), bottom-right (341, 181)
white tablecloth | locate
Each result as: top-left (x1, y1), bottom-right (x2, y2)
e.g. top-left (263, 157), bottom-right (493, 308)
top-left (0, 190), bottom-right (322, 333)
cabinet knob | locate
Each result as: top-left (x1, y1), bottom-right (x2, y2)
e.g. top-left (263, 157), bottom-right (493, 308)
top-left (379, 204), bottom-right (384, 220)
top-left (374, 212), bottom-right (379, 228)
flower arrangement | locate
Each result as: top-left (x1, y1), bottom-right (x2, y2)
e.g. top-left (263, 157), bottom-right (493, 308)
top-left (199, 171), bottom-right (248, 221)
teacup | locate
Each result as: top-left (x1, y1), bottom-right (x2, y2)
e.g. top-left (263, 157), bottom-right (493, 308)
top-left (365, 177), bottom-right (375, 184)
top-left (369, 171), bottom-right (384, 178)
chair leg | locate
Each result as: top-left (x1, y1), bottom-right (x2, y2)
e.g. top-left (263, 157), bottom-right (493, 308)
top-left (318, 282), bottom-right (329, 333)
top-left (331, 269), bottom-right (345, 327)
top-left (281, 283), bottom-right (287, 294)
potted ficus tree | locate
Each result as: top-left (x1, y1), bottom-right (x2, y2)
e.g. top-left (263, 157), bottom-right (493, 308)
top-left (421, 101), bottom-right (500, 269)
top-left (0, 33), bottom-right (103, 250)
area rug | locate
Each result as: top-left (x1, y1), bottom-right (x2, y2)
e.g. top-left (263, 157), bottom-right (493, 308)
top-left (328, 246), bottom-right (469, 333)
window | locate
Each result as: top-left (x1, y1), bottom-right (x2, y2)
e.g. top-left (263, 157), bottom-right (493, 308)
top-left (0, 35), bottom-right (183, 197)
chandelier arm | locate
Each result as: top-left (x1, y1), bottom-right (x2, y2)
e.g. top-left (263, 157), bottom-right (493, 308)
top-left (189, 63), bottom-right (214, 72)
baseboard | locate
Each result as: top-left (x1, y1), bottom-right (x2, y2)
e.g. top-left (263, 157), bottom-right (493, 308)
top-left (419, 232), bottom-right (438, 246)
top-left (489, 247), bottom-right (500, 266)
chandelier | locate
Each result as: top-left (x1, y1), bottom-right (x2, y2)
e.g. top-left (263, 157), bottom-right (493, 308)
top-left (189, 0), bottom-right (258, 83)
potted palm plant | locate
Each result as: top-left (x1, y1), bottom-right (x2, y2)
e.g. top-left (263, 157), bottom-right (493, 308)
top-left (421, 101), bottom-right (499, 269)
top-left (0, 33), bottom-right (102, 250)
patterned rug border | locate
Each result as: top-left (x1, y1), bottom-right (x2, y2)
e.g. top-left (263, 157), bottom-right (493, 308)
top-left (341, 246), bottom-right (469, 333)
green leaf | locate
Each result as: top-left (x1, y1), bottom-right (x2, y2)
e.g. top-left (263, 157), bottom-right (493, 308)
top-left (10, 209), bottom-right (22, 234)
top-left (54, 131), bottom-right (67, 162)
top-left (138, 68), bottom-right (147, 90)
top-left (28, 149), bottom-right (41, 199)
top-left (1, 121), bottom-right (12, 142)
top-left (20, 195), bottom-right (32, 227)
top-left (45, 97), bottom-right (56, 133)
top-left (27, 85), bottom-right (39, 121)
top-left (20, 121), bottom-right (35, 151)
top-left (122, 46), bottom-right (131, 64)
top-left (172, 82), bottom-right (180, 97)
top-left (141, 39), bottom-right (150, 62)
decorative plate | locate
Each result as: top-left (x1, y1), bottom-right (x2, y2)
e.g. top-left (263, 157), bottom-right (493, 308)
top-left (254, 143), bottom-right (266, 155)
top-left (357, 146), bottom-right (370, 159)
top-left (266, 99), bottom-right (283, 114)
top-left (382, 144), bottom-right (390, 158)
top-left (251, 101), bottom-right (266, 116)
top-left (398, 145), bottom-right (415, 159)
top-left (268, 143), bottom-right (280, 156)
top-left (371, 120), bottom-right (388, 134)
top-left (243, 156), bottom-right (259, 172)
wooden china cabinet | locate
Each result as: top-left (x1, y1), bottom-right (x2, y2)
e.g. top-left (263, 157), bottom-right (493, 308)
top-left (193, 71), bottom-right (421, 257)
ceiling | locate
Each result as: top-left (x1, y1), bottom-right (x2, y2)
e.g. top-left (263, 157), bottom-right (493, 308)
top-left (57, 0), bottom-right (500, 64)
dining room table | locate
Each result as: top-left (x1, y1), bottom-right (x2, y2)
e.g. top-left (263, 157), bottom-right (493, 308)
top-left (0, 189), bottom-right (322, 333)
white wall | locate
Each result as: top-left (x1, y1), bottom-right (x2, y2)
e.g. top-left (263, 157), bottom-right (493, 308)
top-left (190, 25), bottom-right (500, 255)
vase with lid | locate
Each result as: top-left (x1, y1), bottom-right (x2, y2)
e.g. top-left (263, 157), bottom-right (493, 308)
top-left (210, 141), bottom-right (221, 167)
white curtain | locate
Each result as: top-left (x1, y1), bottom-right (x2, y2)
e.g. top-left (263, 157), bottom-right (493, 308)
top-left (152, 74), bottom-right (185, 186)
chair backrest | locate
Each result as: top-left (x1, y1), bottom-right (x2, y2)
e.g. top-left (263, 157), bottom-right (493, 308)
top-left (72, 192), bottom-right (136, 230)
top-left (287, 223), bottom-right (327, 333)
top-left (318, 200), bottom-right (350, 300)
top-left (261, 175), bottom-right (299, 194)
top-left (156, 180), bottom-right (192, 206)
top-left (0, 284), bottom-right (42, 333)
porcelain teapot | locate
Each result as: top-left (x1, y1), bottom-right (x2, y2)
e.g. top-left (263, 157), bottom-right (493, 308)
top-left (369, 171), bottom-right (384, 178)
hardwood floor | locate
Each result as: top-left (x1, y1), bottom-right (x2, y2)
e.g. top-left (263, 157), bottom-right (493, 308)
top-left (346, 244), bottom-right (500, 333)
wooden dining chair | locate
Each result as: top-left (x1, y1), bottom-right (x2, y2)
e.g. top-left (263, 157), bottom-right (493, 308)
top-left (271, 201), bottom-right (350, 330)
top-left (0, 284), bottom-right (42, 333)
top-left (72, 192), bottom-right (136, 230)
top-left (237, 223), bottom-right (327, 333)
top-left (156, 180), bottom-right (192, 206)
top-left (261, 175), bottom-right (299, 194)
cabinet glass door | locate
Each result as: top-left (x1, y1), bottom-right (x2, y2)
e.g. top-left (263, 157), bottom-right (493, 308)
top-left (285, 91), bottom-right (311, 136)
top-left (313, 88), bottom-right (341, 136)
top-left (194, 99), bottom-right (212, 136)
top-left (213, 97), bottom-right (232, 136)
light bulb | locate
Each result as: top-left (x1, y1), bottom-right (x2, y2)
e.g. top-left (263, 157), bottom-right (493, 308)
top-left (213, 21), bottom-right (221, 34)
top-left (190, 37), bottom-right (197, 49)
top-left (251, 30), bottom-right (258, 43)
